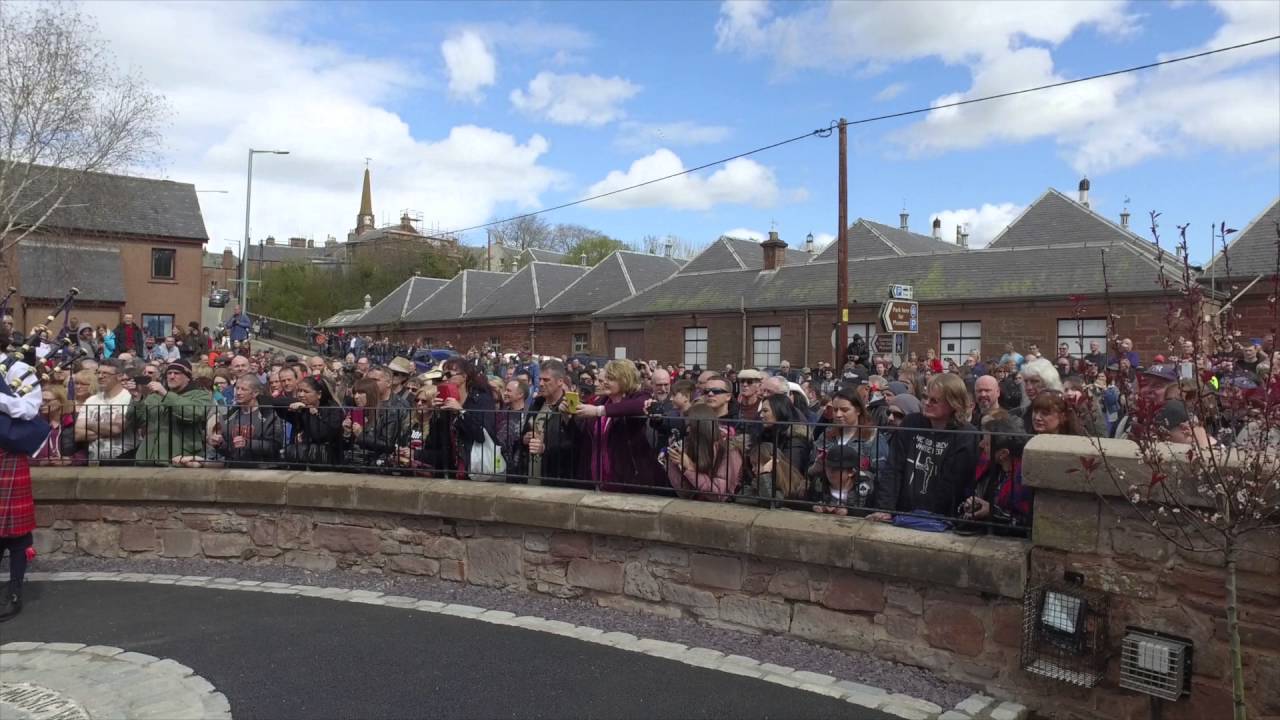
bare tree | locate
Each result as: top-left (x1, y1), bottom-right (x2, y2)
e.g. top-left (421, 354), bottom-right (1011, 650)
top-left (0, 2), bottom-right (167, 253)
top-left (489, 215), bottom-right (552, 252)
top-left (1079, 215), bottom-right (1279, 720)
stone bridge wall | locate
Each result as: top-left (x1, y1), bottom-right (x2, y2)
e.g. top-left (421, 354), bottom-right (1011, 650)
top-left (26, 434), bottom-right (1278, 719)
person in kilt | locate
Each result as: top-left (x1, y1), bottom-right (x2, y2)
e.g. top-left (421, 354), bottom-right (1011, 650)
top-left (1, 326), bottom-right (40, 621)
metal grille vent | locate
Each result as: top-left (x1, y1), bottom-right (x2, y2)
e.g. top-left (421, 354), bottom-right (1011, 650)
top-left (1119, 629), bottom-right (1192, 701)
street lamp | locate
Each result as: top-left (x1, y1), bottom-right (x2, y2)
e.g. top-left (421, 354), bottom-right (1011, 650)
top-left (241, 149), bottom-right (289, 316)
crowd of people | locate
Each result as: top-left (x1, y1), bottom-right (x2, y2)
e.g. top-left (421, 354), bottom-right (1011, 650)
top-left (9, 309), bottom-right (1280, 542)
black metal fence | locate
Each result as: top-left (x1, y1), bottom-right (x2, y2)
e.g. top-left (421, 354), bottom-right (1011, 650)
top-left (36, 404), bottom-right (1034, 538)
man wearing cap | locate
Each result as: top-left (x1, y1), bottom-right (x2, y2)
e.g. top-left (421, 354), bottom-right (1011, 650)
top-left (736, 369), bottom-right (764, 423)
top-left (1112, 362), bottom-right (1180, 439)
top-left (129, 359), bottom-right (214, 465)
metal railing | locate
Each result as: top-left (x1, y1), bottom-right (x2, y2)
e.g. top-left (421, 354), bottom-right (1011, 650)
top-left (34, 401), bottom-right (1036, 538)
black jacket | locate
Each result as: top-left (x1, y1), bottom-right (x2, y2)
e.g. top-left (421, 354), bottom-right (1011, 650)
top-left (885, 413), bottom-right (978, 517)
top-left (522, 395), bottom-right (583, 485)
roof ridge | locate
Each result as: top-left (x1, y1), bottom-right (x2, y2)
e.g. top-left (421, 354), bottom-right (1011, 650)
top-left (861, 220), bottom-right (906, 256)
top-left (530, 262), bottom-right (541, 308)
top-left (720, 237), bottom-right (749, 269)
top-left (401, 274), bottom-right (454, 319)
top-left (615, 252), bottom-right (636, 295)
top-left (1203, 196), bottom-right (1280, 273)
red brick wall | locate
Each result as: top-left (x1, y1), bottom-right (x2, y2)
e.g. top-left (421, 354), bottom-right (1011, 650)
top-left (1226, 288), bottom-right (1278, 347)
top-left (392, 319), bottom-right (589, 356)
top-left (600, 295), bottom-right (1177, 367)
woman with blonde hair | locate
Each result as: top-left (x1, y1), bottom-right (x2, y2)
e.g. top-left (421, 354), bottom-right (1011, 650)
top-left (573, 359), bottom-right (664, 492)
top-left (33, 386), bottom-right (76, 465)
top-left (870, 373), bottom-right (979, 523)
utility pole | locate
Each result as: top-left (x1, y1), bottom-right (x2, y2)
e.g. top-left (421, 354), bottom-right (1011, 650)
top-left (835, 118), bottom-right (848, 368)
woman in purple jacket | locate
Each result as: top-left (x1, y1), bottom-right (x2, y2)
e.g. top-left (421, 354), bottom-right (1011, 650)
top-left (573, 359), bottom-right (665, 493)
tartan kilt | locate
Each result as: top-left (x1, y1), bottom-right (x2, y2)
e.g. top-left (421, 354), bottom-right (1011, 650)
top-left (0, 447), bottom-right (35, 537)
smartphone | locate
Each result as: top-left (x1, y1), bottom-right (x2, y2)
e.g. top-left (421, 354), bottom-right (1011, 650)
top-left (437, 383), bottom-right (460, 403)
top-left (563, 391), bottom-right (580, 414)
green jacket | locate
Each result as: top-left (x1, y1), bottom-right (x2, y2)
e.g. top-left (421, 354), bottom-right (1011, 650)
top-left (129, 385), bottom-right (214, 463)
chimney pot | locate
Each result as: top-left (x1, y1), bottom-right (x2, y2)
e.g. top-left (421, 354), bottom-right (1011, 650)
top-left (899, 211), bottom-right (909, 232)
top-left (363, 294), bottom-right (372, 310)
top-left (306, 238), bottom-right (314, 249)
top-left (931, 217), bottom-right (941, 240)
top-left (1078, 177), bottom-right (1090, 208)
top-left (761, 231), bottom-right (788, 271)
top-left (265, 235), bottom-right (275, 246)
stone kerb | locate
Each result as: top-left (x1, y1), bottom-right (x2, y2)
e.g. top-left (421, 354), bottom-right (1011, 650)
top-left (31, 467), bottom-right (1027, 599)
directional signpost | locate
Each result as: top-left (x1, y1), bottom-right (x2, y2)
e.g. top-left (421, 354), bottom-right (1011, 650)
top-left (880, 299), bottom-right (919, 334)
top-left (873, 333), bottom-right (895, 354)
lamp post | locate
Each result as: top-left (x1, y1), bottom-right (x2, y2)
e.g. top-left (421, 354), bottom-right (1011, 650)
top-left (241, 149), bottom-right (289, 316)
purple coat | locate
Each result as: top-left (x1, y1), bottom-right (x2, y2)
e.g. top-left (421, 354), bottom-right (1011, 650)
top-left (579, 391), bottom-right (665, 492)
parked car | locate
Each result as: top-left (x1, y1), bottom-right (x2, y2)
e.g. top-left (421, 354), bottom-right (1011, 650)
top-left (411, 347), bottom-right (460, 372)
top-left (209, 289), bottom-right (231, 308)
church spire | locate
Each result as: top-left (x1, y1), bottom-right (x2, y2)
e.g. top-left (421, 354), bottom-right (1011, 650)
top-left (355, 164), bottom-right (374, 236)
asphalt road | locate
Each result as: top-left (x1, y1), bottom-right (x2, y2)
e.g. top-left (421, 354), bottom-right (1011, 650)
top-left (4, 581), bottom-right (890, 720)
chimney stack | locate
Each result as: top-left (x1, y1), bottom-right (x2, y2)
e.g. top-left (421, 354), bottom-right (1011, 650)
top-left (761, 230), bottom-right (788, 271)
top-left (955, 225), bottom-right (969, 249)
top-left (222, 247), bottom-right (234, 269)
top-left (663, 239), bottom-right (673, 258)
top-left (289, 236), bottom-right (305, 249)
top-left (265, 235), bottom-right (276, 246)
top-left (931, 217), bottom-right (942, 240)
top-left (1120, 209), bottom-right (1130, 230)
top-left (325, 234), bottom-right (337, 247)
top-left (899, 210), bottom-right (909, 232)
top-left (306, 237), bottom-right (315, 249)
top-left (1078, 177), bottom-right (1090, 208)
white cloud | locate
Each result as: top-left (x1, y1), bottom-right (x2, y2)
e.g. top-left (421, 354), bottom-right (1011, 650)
top-left (722, 227), bottom-right (765, 241)
top-left (584, 149), bottom-right (787, 211)
top-left (616, 121), bottom-right (733, 152)
top-left (510, 72), bottom-right (640, 126)
top-left (930, 203), bottom-right (1024, 248)
top-left (873, 82), bottom-right (907, 102)
top-left (812, 232), bottom-right (836, 250)
top-left (441, 30), bottom-right (496, 102)
top-left (85, 2), bottom-right (563, 251)
top-left (717, 1), bottom-right (1279, 175)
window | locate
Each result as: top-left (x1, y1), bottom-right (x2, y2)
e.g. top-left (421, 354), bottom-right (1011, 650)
top-left (151, 248), bottom-right (176, 279)
top-left (572, 333), bottom-right (588, 354)
top-left (142, 314), bottom-right (174, 339)
top-left (940, 321), bottom-right (981, 366)
top-left (1057, 318), bottom-right (1108, 357)
top-left (753, 325), bottom-right (781, 368)
top-left (683, 327), bottom-right (708, 367)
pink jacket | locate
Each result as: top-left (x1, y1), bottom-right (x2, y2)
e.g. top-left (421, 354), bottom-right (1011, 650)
top-left (666, 444), bottom-right (743, 502)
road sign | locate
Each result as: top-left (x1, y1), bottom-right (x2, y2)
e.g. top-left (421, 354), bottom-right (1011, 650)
top-left (873, 333), bottom-right (894, 354)
top-left (880, 300), bottom-right (919, 333)
top-left (889, 284), bottom-right (914, 300)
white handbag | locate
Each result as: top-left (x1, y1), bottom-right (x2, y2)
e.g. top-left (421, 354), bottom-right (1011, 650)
top-left (468, 427), bottom-right (507, 481)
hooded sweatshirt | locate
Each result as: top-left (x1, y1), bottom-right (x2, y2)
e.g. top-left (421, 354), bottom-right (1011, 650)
top-left (76, 322), bottom-right (97, 359)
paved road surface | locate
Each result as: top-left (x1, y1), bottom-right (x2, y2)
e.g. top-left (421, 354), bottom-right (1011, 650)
top-left (5, 581), bottom-right (891, 720)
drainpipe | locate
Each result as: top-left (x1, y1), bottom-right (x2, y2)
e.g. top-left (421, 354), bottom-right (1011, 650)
top-left (804, 308), bottom-right (810, 367)
top-left (740, 296), bottom-right (748, 369)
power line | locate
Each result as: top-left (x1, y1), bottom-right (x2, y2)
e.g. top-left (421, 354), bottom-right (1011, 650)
top-left (444, 34), bottom-right (1280, 237)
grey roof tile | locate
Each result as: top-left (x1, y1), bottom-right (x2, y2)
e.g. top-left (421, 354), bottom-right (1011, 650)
top-left (541, 251), bottom-right (682, 315)
top-left (465, 263), bottom-right (588, 319)
top-left (986, 188), bottom-right (1160, 259)
top-left (8, 163), bottom-right (208, 241)
top-left (1203, 197), bottom-right (1279, 279)
top-left (596, 242), bottom-right (1165, 317)
top-left (811, 219), bottom-right (963, 263)
top-left (355, 276), bottom-right (447, 326)
top-left (320, 308), bottom-right (369, 327)
top-left (525, 247), bottom-right (567, 263)
top-left (19, 242), bottom-right (126, 302)
top-left (679, 236), bottom-right (809, 274)
top-left (245, 243), bottom-right (346, 263)
top-left (402, 270), bottom-right (508, 323)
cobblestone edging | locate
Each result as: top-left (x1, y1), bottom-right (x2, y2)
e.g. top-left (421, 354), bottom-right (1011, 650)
top-left (19, 572), bottom-right (1029, 720)
top-left (0, 640), bottom-right (232, 720)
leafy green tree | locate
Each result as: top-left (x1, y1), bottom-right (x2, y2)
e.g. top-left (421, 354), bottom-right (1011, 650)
top-left (564, 235), bottom-right (631, 267)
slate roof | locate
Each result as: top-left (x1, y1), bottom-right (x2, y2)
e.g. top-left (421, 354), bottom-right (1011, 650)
top-left (985, 189), bottom-right (1162, 262)
top-left (596, 241), bottom-right (1166, 317)
top-left (679, 236), bottom-right (812, 274)
top-left (524, 248), bottom-right (567, 264)
top-left (245, 243), bottom-right (346, 263)
top-left (320, 307), bottom-right (369, 328)
top-left (465, 263), bottom-right (588, 319)
top-left (541, 251), bottom-right (683, 315)
top-left (812, 219), bottom-right (965, 263)
top-left (7, 163), bottom-right (208, 241)
top-left (19, 242), bottom-right (126, 302)
top-left (402, 270), bottom-right (508, 323)
top-left (356, 276), bottom-right (449, 327)
top-left (1203, 197), bottom-right (1279, 279)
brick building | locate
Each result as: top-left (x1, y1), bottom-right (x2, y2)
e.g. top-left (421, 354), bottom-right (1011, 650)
top-left (1, 164), bottom-right (208, 337)
top-left (201, 248), bottom-right (238, 296)
top-left (1203, 197), bottom-right (1279, 345)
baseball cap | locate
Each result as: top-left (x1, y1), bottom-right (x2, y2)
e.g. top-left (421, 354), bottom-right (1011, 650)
top-left (823, 443), bottom-right (863, 470)
top-left (1142, 363), bottom-right (1180, 383)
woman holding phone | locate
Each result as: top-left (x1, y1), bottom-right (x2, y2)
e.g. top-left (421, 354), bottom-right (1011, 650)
top-left (573, 359), bottom-right (664, 492)
top-left (435, 358), bottom-right (497, 480)
top-left (284, 376), bottom-right (344, 467)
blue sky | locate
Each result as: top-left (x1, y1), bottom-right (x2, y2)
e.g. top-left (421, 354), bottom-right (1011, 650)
top-left (91, 1), bottom-right (1278, 262)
